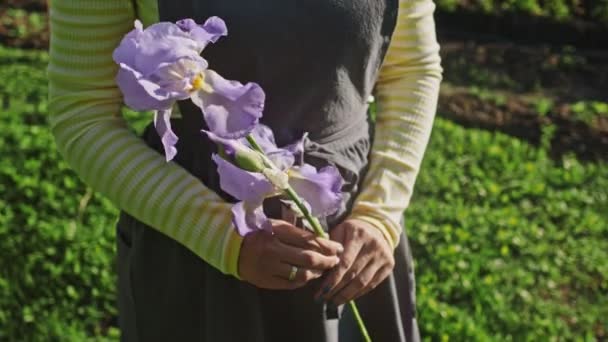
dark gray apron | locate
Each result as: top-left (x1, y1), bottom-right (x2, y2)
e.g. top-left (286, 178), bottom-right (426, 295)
top-left (116, 0), bottom-right (420, 340)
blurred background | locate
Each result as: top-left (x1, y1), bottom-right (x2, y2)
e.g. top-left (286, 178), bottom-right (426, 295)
top-left (1, 0), bottom-right (607, 340)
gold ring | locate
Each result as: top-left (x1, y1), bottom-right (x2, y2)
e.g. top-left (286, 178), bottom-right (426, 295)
top-left (288, 265), bottom-right (298, 281)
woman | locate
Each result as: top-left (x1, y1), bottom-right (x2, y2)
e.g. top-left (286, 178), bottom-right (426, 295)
top-left (48, 0), bottom-right (441, 341)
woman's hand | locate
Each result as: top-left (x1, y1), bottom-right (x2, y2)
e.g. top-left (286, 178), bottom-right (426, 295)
top-left (314, 219), bottom-right (395, 305)
top-left (238, 219), bottom-right (344, 290)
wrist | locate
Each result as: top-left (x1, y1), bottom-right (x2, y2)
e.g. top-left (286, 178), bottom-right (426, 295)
top-left (347, 214), bottom-right (397, 250)
top-left (225, 230), bottom-right (245, 279)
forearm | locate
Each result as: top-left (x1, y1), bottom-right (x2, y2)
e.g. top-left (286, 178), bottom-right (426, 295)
top-left (48, 0), bottom-right (242, 277)
top-left (350, 0), bottom-right (443, 248)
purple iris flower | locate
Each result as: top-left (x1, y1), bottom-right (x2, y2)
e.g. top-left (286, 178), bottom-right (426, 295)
top-left (112, 17), bottom-right (265, 161)
top-left (206, 125), bottom-right (344, 236)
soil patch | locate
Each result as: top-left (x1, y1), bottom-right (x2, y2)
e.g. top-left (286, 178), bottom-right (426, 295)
top-left (2, 1), bottom-right (608, 160)
top-left (438, 36), bottom-right (608, 161)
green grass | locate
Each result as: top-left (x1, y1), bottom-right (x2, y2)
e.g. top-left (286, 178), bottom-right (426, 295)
top-left (1, 47), bottom-right (607, 341)
top-left (0, 47), bottom-right (120, 341)
top-left (411, 119), bottom-right (608, 340)
top-left (0, 8), bottom-right (48, 47)
top-left (469, 86), bottom-right (507, 106)
top-left (436, 0), bottom-right (608, 23)
top-left (569, 100), bottom-right (608, 124)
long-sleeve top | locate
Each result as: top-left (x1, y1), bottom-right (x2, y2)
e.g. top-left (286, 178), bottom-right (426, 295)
top-left (48, 0), bottom-right (442, 278)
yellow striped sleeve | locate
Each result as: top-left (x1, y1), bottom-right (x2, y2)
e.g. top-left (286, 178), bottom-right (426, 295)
top-left (48, 0), bottom-right (243, 277)
top-left (349, 0), bottom-right (443, 248)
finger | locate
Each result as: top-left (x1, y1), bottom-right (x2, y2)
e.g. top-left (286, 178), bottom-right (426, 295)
top-left (264, 276), bottom-right (307, 290)
top-left (314, 236), bottom-right (345, 257)
top-left (314, 229), bottom-right (362, 299)
top-left (272, 240), bottom-right (340, 270)
top-left (273, 220), bottom-right (344, 256)
top-left (272, 262), bottom-right (323, 283)
top-left (251, 258), bottom-right (312, 290)
top-left (330, 260), bottom-right (378, 306)
top-left (252, 262), bottom-right (307, 290)
top-left (323, 253), bottom-right (371, 301)
top-left (329, 221), bottom-right (348, 243)
top-left (355, 266), bottom-right (393, 299)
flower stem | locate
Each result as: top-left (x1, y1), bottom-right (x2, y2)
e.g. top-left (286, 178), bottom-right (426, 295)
top-left (246, 134), bottom-right (372, 342)
top-left (246, 135), bottom-right (264, 154)
top-left (349, 301), bottom-right (371, 342)
top-left (284, 187), bottom-right (326, 237)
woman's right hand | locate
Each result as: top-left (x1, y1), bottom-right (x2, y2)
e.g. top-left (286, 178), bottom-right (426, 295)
top-left (238, 220), bottom-right (344, 289)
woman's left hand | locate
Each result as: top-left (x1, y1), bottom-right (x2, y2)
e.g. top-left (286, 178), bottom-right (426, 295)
top-left (314, 219), bottom-right (395, 306)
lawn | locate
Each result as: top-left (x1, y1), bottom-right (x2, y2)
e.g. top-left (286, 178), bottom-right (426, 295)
top-left (2, 0), bottom-right (608, 340)
top-left (1, 44), bottom-right (606, 340)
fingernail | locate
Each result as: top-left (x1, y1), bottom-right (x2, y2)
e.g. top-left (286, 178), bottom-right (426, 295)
top-left (337, 244), bottom-right (344, 254)
top-left (322, 285), bottom-right (331, 295)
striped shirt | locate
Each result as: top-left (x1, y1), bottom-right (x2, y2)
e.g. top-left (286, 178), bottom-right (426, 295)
top-left (48, 0), bottom-right (442, 278)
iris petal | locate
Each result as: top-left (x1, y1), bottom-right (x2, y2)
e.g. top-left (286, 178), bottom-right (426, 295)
top-left (231, 201), bottom-right (272, 236)
top-left (154, 108), bottom-right (179, 161)
top-left (203, 130), bottom-right (242, 157)
top-left (192, 70), bottom-right (264, 139)
top-left (283, 132), bottom-right (308, 163)
top-left (116, 63), bottom-right (174, 111)
top-left (246, 124), bottom-right (277, 153)
top-left (149, 56), bottom-right (208, 100)
top-left (242, 124), bottom-right (295, 170)
top-left (288, 164), bottom-right (343, 217)
top-left (133, 23), bottom-right (202, 76)
top-left (177, 17), bottom-right (228, 49)
top-left (212, 154), bottom-right (275, 203)
top-left (266, 150), bottom-right (295, 171)
top-left (112, 20), bottom-right (143, 67)
top-left (205, 130), bottom-right (266, 172)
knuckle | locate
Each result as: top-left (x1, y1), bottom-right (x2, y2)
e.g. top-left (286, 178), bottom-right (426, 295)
top-left (312, 238), bottom-right (328, 250)
top-left (300, 252), bottom-right (316, 266)
top-left (353, 277), bottom-right (366, 288)
top-left (365, 281), bottom-right (380, 295)
top-left (352, 226), bottom-right (366, 238)
top-left (338, 257), bottom-right (352, 268)
top-left (299, 230), bottom-right (314, 240)
top-left (306, 239), bottom-right (322, 252)
top-left (333, 268), bottom-right (348, 282)
top-left (344, 271), bottom-right (357, 282)
top-left (302, 270), bottom-right (318, 282)
top-left (370, 238), bottom-right (383, 249)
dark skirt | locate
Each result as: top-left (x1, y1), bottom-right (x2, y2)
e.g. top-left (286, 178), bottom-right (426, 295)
top-left (116, 119), bottom-right (420, 342)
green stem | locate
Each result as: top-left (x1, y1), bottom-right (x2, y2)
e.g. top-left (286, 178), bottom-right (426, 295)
top-left (284, 187), bottom-right (326, 237)
top-left (246, 134), bottom-right (372, 342)
top-left (349, 301), bottom-right (371, 342)
top-left (246, 135), bottom-right (264, 154)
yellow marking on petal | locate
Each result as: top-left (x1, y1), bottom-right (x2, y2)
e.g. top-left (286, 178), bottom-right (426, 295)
top-left (191, 74), bottom-right (204, 89)
top-left (191, 73), bottom-right (214, 93)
